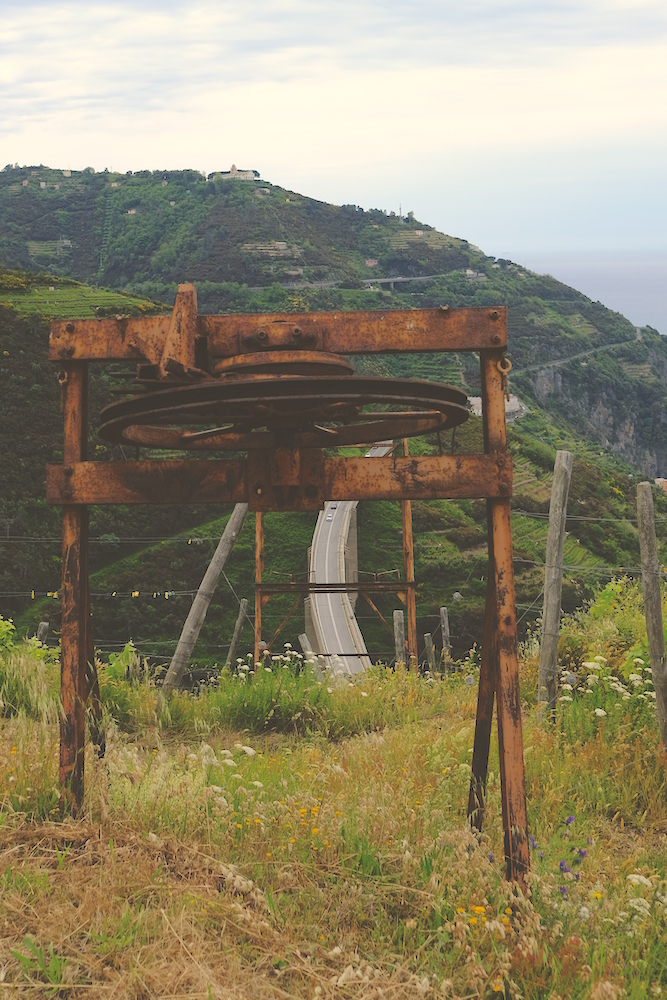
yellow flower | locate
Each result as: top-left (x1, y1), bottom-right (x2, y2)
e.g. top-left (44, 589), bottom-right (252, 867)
top-left (266, 852), bottom-right (271, 857)
top-left (311, 806), bottom-right (319, 815)
top-left (246, 818), bottom-right (251, 825)
top-left (472, 905), bottom-right (485, 914)
top-left (469, 917), bottom-right (477, 926)
top-left (299, 808), bottom-right (307, 816)
top-left (457, 907), bottom-right (465, 914)
top-left (505, 907), bottom-right (512, 915)
top-left (312, 827), bottom-right (319, 835)
top-left (592, 891), bottom-right (602, 899)
top-left (290, 838), bottom-right (295, 844)
top-left (492, 981), bottom-right (505, 993)
top-left (335, 810), bottom-right (342, 816)
top-left (254, 818), bottom-right (261, 825)
top-left (236, 823), bottom-right (242, 829)
top-left (10, 747), bottom-right (17, 755)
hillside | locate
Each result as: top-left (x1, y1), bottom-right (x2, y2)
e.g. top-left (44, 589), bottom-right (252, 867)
top-left (1, 164), bottom-right (666, 479)
top-left (1, 165), bottom-right (667, 661)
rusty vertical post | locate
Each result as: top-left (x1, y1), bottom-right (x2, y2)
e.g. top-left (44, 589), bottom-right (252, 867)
top-left (59, 362), bottom-right (89, 810)
top-left (481, 350), bottom-right (529, 882)
top-left (254, 512), bottom-right (264, 665)
top-left (402, 439), bottom-right (418, 670)
top-left (469, 354), bottom-right (498, 832)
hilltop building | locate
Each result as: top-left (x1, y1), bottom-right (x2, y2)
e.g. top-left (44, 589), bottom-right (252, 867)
top-left (468, 394), bottom-right (528, 423)
top-left (210, 164), bottom-right (260, 182)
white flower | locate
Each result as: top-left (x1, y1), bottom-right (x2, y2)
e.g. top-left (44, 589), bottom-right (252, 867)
top-left (579, 905), bottom-right (590, 919)
top-left (186, 753), bottom-right (198, 762)
top-left (594, 708), bottom-right (607, 717)
top-left (623, 693), bottom-right (631, 700)
top-left (361, 691), bottom-right (368, 698)
top-left (252, 780), bottom-right (263, 788)
top-left (562, 683), bottom-right (573, 691)
top-left (209, 785), bottom-right (223, 793)
top-left (583, 661), bottom-right (600, 669)
top-left (594, 655), bottom-right (607, 663)
top-left (559, 696), bottom-right (573, 703)
top-left (265, 667), bottom-right (272, 673)
top-left (215, 796), bottom-right (228, 808)
top-left (241, 745), bottom-right (256, 757)
top-left (220, 749), bottom-right (233, 758)
top-left (633, 657), bottom-right (645, 665)
top-left (587, 675), bottom-right (599, 685)
top-left (231, 773), bottom-right (244, 781)
top-left (626, 873), bottom-right (652, 889)
top-left (222, 759), bottom-right (237, 767)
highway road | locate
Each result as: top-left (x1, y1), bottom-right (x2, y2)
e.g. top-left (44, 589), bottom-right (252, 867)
top-left (309, 445), bottom-right (392, 675)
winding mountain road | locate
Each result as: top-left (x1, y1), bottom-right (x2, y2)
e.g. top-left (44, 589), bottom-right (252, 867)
top-left (309, 445), bottom-right (392, 675)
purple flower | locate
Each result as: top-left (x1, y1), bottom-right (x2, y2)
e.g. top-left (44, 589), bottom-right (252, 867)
top-left (565, 815), bottom-right (575, 825)
top-left (560, 886), bottom-right (567, 896)
top-left (529, 836), bottom-right (537, 850)
top-left (587, 837), bottom-right (593, 845)
top-left (578, 848), bottom-right (587, 858)
top-left (559, 860), bottom-right (571, 873)
top-left (574, 873), bottom-right (580, 881)
top-left (488, 852), bottom-right (494, 862)
top-left (539, 851), bottom-right (544, 860)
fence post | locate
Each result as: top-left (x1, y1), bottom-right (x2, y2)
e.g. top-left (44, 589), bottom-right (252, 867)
top-left (424, 633), bottom-right (436, 671)
top-left (538, 450), bottom-right (574, 715)
top-left (440, 606), bottom-right (450, 662)
top-left (224, 598), bottom-right (249, 671)
top-left (393, 610), bottom-right (405, 666)
top-left (637, 482), bottom-right (667, 746)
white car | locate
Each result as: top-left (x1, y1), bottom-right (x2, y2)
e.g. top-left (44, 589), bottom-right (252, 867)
top-left (326, 513), bottom-right (333, 521)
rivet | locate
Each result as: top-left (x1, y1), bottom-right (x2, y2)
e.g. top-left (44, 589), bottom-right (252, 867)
top-left (498, 457), bottom-right (506, 468)
top-left (62, 489), bottom-right (72, 500)
top-left (492, 333), bottom-right (501, 344)
top-left (255, 485), bottom-right (263, 496)
top-left (65, 322), bottom-right (74, 333)
top-left (64, 465), bottom-right (73, 476)
top-left (490, 310), bottom-right (499, 320)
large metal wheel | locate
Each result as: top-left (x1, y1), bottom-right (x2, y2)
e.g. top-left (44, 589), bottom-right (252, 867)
top-left (99, 375), bottom-right (469, 451)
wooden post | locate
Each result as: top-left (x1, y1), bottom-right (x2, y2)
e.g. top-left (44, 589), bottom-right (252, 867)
top-left (538, 450), bottom-right (573, 714)
top-left (393, 610), bottom-right (405, 666)
top-left (224, 598), bottom-right (249, 671)
top-left (254, 512), bottom-right (264, 665)
top-left (637, 482), bottom-right (667, 746)
top-left (424, 633), bottom-right (436, 671)
top-left (59, 362), bottom-right (88, 810)
top-left (467, 350), bottom-right (529, 883)
top-left (161, 504), bottom-right (248, 696)
top-left (402, 439), bottom-right (418, 670)
top-left (440, 606), bottom-right (450, 660)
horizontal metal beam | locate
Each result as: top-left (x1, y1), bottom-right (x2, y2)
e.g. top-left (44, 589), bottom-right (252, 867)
top-left (257, 582), bottom-right (414, 594)
top-left (46, 453), bottom-right (512, 508)
top-left (49, 307), bottom-right (506, 362)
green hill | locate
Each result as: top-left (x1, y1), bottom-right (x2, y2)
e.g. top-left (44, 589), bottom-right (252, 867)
top-left (1, 164), bottom-right (666, 662)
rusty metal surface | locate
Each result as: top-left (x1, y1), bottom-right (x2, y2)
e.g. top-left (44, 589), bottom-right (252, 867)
top-left (98, 377), bottom-right (468, 451)
top-left (50, 307), bottom-right (507, 362)
top-left (256, 582), bottom-right (415, 594)
top-left (255, 513), bottom-right (264, 664)
top-left (59, 363), bottom-right (88, 811)
top-left (401, 441), bottom-right (418, 667)
top-left (47, 453), bottom-right (512, 508)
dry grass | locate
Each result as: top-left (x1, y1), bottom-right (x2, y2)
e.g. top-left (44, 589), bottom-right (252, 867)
top-left (1, 580), bottom-right (667, 997)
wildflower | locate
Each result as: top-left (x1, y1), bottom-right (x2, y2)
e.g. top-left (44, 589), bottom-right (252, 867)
top-left (578, 848), bottom-right (587, 858)
top-left (560, 886), bottom-right (567, 896)
top-left (559, 861), bottom-right (571, 872)
top-left (566, 815), bottom-right (575, 825)
top-left (10, 747), bottom-right (17, 755)
top-left (472, 906), bottom-right (485, 914)
top-left (252, 781), bottom-right (263, 788)
top-left (505, 908), bottom-right (512, 916)
top-left (361, 691), bottom-right (368, 698)
top-left (492, 980), bottom-right (504, 993)
top-left (254, 818), bottom-right (261, 825)
top-left (469, 917), bottom-right (477, 926)
top-left (594, 655), bottom-right (607, 663)
top-left (539, 851), bottom-right (544, 860)
top-left (457, 907), bottom-right (465, 914)
top-left (236, 823), bottom-right (242, 829)
top-left (488, 852), bottom-right (494, 862)
top-left (561, 683), bottom-right (573, 691)
top-left (592, 891), bottom-right (602, 899)
top-left (290, 838), bottom-right (295, 844)
top-left (529, 836), bottom-right (537, 849)
top-left (559, 696), bottom-right (573, 703)
top-left (594, 708), bottom-right (607, 717)
top-left (312, 827), bottom-right (319, 835)
top-left (633, 657), bottom-right (645, 665)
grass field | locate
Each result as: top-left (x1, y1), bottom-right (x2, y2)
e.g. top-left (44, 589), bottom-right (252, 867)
top-left (1, 579), bottom-right (667, 997)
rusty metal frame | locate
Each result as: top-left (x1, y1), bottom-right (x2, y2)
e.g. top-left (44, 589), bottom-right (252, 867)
top-left (48, 295), bottom-right (529, 883)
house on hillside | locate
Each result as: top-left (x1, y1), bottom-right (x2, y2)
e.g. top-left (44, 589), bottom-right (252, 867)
top-left (468, 394), bottom-right (527, 423)
top-left (211, 164), bottom-right (260, 182)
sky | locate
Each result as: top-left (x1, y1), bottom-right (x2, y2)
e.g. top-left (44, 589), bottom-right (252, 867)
top-left (1, 1), bottom-right (666, 327)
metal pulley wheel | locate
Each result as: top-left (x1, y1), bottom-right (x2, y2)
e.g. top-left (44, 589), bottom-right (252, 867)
top-left (99, 377), bottom-right (468, 452)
